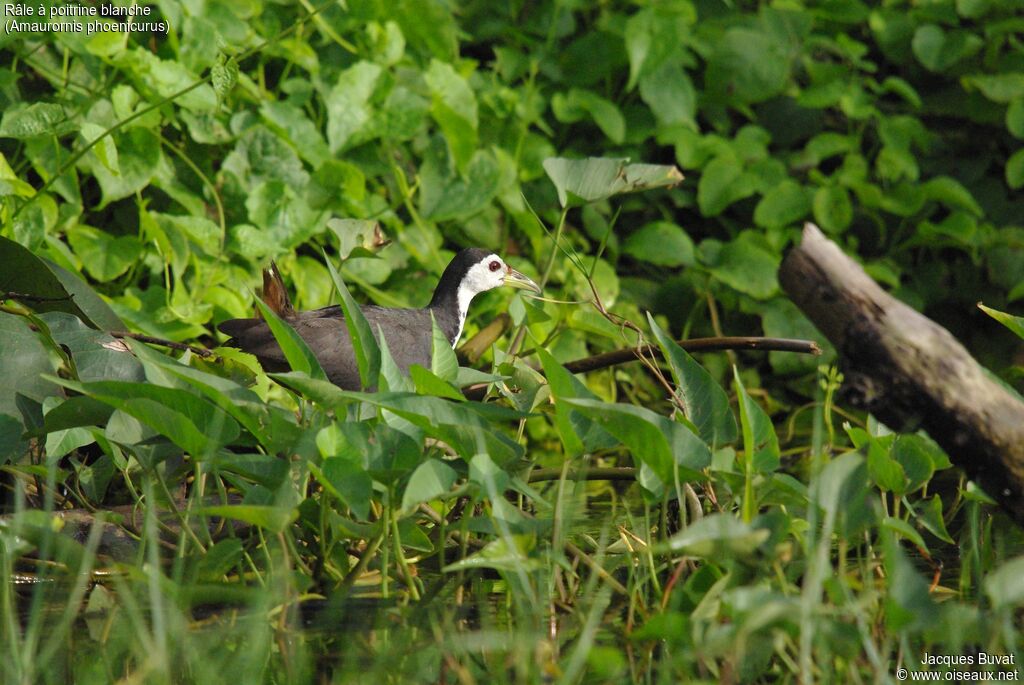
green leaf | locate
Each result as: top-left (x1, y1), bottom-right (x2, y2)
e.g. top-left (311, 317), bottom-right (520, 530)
top-left (563, 398), bottom-right (711, 485)
top-left (313, 458), bottom-right (372, 520)
top-left (49, 378), bottom-right (239, 457)
top-left (401, 459), bottom-right (458, 512)
top-left (0, 151), bottom-right (35, 198)
top-left (813, 185), bottom-right (853, 232)
top-left (443, 534), bottom-right (540, 573)
top-left (252, 298), bottom-right (328, 382)
top-left (705, 232), bottom-right (780, 299)
top-left (978, 303), bottom-right (1024, 339)
top-left (647, 314), bottom-right (737, 448)
top-left (85, 128), bottom-right (162, 208)
top-left (639, 62), bottom-right (697, 128)
top-left (197, 505), bottom-right (297, 534)
top-left (211, 57), bottom-right (239, 102)
top-left (80, 122), bottom-right (119, 176)
top-left (66, 226), bottom-right (144, 282)
top-left (1006, 148), bottom-right (1024, 189)
top-left (543, 157), bottom-right (683, 208)
top-left (882, 516), bottom-right (928, 554)
top-left (425, 59), bottom-right (478, 170)
top-left (705, 28), bottom-right (790, 104)
top-left (754, 180), bottom-right (810, 228)
top-left (551, 89), bottom-right (626, 144)
top-left (891, 435), bottom-right (936, 493)
top-left (919, 176), bottom-right (982, 216)
top-left (0, 235), bottom-right (123, 330)
top-left (663, 513), bottom-right (769, 559)
top-left (964, 73), bottom-right (1024, 103)
top-left (732, 368), bottom-right (779, 474)
top-left (0, 313), bottom-right (60, 432)
top-left (911, 25), bottom-right (982, 73)
top-left (325, 61), bottom-right (382, 153)
top-left (697, 156), bottom-right (756, 217)
top-left (409, 365), bottom-right (464, 401)
top-left (623, 222), bottom-right (695, 267)
top-left (324, 253), bottom-right (380, 390)
top-left (431, 314), bottom-right (458, 382)
top-left (984, 556), bottom-right (1024, 608)
top-left (1007, 98), bottom-right (1024, 139)
top-left (916, 495), bottom-right (954, 544)
top-left (0, 102), bottom-right (76, 139)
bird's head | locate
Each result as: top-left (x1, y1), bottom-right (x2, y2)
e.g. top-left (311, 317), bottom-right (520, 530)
top-left (458, 250), bottom-right (542, 298)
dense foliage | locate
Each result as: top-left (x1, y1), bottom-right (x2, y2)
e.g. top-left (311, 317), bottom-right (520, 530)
top-left (2, 0), bottom-right (1024, 682)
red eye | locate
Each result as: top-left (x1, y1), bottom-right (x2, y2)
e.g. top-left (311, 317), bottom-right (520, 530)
top-left (489, 260), bottom-right (501, 272)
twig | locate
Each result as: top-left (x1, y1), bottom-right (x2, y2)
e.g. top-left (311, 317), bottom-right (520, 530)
top-left (110, 331), bottom-right (213, 358)
top-left (528, 467), bottom-right (636, 483)
top-left (2, 291), bottom-right (74, 303)
top-left (561, 336), bottom-right (820, 374)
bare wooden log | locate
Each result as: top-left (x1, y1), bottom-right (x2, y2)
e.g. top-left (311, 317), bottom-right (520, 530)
top-left (780, 223), bottom-right (1024, 523)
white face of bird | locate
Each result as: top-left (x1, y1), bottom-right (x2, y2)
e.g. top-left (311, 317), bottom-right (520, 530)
top-left (458, 254), bottom-right (542, 302)
top-left (452, 254), bottom-right (541, 345)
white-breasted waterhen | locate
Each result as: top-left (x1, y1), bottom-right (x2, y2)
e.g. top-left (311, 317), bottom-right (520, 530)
top-left (218, 248), bottom-right (541, 389)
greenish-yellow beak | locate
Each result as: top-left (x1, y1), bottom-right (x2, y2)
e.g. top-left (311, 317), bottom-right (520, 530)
top-left (503, 266), bottom-right (542, 295)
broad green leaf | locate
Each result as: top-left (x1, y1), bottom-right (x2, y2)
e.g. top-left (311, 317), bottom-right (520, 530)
top-left (0, 151), bottom-right (35, 198)
top-left (313, 458), bottom-right (372, 520)
top-left (882, 516), bottom-right (928, 554)
top-left (0, 235), bottom-right (124, 330)
top-left (84, 128), bottom-right (162, 208)
top-left (916, 494), bottom-right (954, 544)
top-left (563, 398), bottom-right (711, 484)
top-left (1006, 148), bottom-right (1024, 189)
top-left (647, 314), bottom-right (737, 448)
top-left (813, 185), bottom-right (853, 233)
top-left (754, 180), bottom-right (810, 228)
top-left (252, 298), bottom-right (328, 382)
top-left (891, 435), bottom-right (936, 493)
top-left (401, 459), bottom-right (458, 512)
top-left (80, 123), bottom-right (119, 176)
top-left (425, 59), bottom-right (478, 170)
top-left (431, 314), bottom-right (458, 382)
top-left (9, 193), bottom-right (56, 250)
top-left (409, 365), bottom-right (463, 401)
top-left (197, 505), bottom-right (297, 534)
top-left (324, 253), bottom-right (380, 390)
top-left (732, 368), bottom-right (780, 474)
top-left (443, 534), bottom-right (541, 573)
top-left (705, 28), bottom-right (790, 104)
top-left (66, 226), bottom-right (144, 282)
top-left (639, 62), bottom-right (697, 128)
top-left (543, 157), bottom-right (683, 208)
top-left (551, 89), bottom-right (626, 144)
top-left (978, 303), bottom-right (1024, 339)
top-left (623, 222), bottom-right (694, 267)
top-left (419, 147), bottom-right (500, 221)
top-left (705, 233), bottom-right (780, 299)
top-left (49, 378), bottom-right (239, 457)
top-left (325, 61), bottom-right (382, 152)
top-left (964, 73), bottom-right (1024, 103)
top-left (0, 312), bottom-right (60, 429)
top-left (697, 156), bottom-right (756, 217)
top-left (211, 57), bottom-right (239, 102)
top-left (911, 25), bottom-right (982, 73)
top-left (0, 102), bottom-right (76, 139)
top-left (1008, 98), bottom-right (1024, 139)
top-left (663, 513), bottom-right (769, 559)
top-left (984, 556), bottom-right (1024, 608)
top-left (536, 348), bottom-right (619, 457)
top-left (919, 176), bottom-right (982, 216)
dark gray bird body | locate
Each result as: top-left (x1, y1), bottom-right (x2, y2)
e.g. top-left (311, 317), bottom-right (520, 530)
top-left (218, 248), bottom-right (540, 389)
